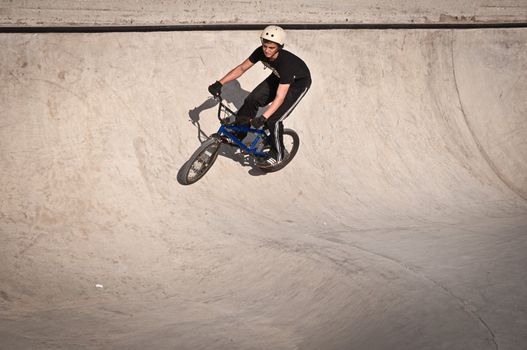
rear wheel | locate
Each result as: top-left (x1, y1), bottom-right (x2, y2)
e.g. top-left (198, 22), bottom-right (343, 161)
top-left (257, 128), bottom-right (300, 172)
top-left (178, 138), bottom-right (221, 185)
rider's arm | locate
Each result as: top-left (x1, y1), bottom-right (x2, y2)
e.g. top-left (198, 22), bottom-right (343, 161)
top-left (219, 59), bottom-right (254, 85)
top-left (262, 83), bottom-right (290, 119)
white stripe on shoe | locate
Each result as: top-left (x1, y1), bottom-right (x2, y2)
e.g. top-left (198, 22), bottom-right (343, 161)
top-left (257, 155), bottom-right (278, 168)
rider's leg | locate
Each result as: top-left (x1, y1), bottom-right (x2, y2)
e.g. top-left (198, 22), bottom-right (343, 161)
top-left (230, 76), bottom-right (277, 143)
top-left (265, 83), bottom-right (310, 162)
top-left (236, 74), bottom-right (278, 126)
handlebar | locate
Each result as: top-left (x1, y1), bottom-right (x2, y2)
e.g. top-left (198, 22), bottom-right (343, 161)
top-left (213, 94), bottom-right (238, 124)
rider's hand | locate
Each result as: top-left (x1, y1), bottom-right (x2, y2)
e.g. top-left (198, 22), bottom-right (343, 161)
top-left (250, 115), bottom-right (267, 129)
top-left (208, 81), bottom-right (223, 97)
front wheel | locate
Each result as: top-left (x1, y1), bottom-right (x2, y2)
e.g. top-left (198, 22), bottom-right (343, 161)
top-left (178, 137), bottom-right (221, 185)
top-left (257, 128), bottom-right (300, 173)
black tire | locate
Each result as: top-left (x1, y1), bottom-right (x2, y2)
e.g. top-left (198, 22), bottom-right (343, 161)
top-left (258, 128), bottom-right (300, 172)
top-left (178, 138), bottom-right (221, 185)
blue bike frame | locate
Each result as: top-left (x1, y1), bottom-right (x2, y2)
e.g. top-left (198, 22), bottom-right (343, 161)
top-left (215, 97), bottom-right (270, 157)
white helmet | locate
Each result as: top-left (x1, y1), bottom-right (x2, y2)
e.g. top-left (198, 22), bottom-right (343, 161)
top-left (260, 25), bottom-right (286, 46)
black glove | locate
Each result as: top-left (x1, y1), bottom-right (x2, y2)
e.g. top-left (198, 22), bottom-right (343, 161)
top-left (208, 81), bottom-right (222, 97)
top-left (250, 115), bottom-right (267, 129)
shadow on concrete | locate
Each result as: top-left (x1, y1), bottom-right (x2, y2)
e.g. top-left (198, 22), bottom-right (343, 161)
top-left (187, 80), bottom-right (249, 142)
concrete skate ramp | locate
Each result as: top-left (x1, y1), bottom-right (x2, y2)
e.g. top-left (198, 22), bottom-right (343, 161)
top-left (1, 29), bottom-right (527, 350)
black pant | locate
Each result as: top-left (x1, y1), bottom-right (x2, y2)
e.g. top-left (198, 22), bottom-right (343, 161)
top-left (237, 74), bottom-right (311, 161)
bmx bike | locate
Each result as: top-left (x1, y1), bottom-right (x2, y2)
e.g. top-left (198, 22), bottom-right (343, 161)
top-left (178, 94), bottom-right (300, 185)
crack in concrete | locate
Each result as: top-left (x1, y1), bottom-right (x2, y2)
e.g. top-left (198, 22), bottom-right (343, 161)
top-left (347, 239), bottom-right (498, 350)
top-left (313, 229), bottom-right (500, 350)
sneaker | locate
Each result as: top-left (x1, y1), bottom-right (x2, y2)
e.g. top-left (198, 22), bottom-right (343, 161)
top-left (257, 155), bottom-right (279, 168)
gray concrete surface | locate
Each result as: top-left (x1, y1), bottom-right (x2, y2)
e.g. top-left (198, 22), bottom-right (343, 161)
top-left (1, 0), bottom-right (527, 26)
top-left (1, 19), bottom-right (527, 350)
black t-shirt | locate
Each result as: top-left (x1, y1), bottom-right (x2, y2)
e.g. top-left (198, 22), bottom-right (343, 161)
top-left (249, 47), bottom-right (311, 85)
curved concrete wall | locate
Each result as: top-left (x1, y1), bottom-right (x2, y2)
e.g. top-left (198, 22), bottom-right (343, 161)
top-left (1, 0), bottom-right (527, 26)
top-left (1, 28), bottom-right (527, 349)
top-left (454, 30), bottom-right (527, 200)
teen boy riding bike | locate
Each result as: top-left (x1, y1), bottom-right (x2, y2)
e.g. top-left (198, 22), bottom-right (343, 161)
top-left (208, 25), bottom-right (311, 167)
